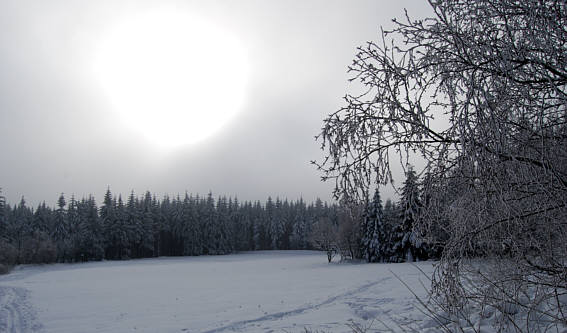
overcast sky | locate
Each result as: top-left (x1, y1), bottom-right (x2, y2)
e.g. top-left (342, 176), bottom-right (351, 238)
top-left (0, 0), bottom-right (432, 206)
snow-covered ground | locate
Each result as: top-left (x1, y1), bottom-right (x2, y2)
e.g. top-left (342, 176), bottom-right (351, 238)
top-left (0, 251), bottom-right (436, 333)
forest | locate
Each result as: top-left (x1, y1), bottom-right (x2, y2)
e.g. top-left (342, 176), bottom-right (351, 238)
top-left (0, 165), bottom-right (437, 269)
top-left (0, 189), bottom-right (331, 266)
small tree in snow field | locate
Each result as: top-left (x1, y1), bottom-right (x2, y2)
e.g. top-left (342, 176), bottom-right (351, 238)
top-left (310, 217), bottom-right (338, 263)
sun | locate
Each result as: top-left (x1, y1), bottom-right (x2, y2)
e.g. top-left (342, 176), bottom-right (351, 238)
top-left (93, 10), bottom-right (248, 148)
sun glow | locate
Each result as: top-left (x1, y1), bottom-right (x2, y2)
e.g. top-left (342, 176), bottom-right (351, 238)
top-left (93, 10), bottom-right (248, 148)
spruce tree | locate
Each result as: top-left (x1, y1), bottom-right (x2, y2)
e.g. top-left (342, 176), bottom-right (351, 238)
top-left (78, 196), bottom-right (104, 261)
top-left (67, 195), bottom-right (81, 261)
top-left (291, 198), bottom-right (308, 249)
top-left (392, 166), bottom-right (428, 262)
top-left (215, 196), bottom-right (231, 254)
top-left (33, 202), bottom-right (52, 234)
top-left (140, 191), bottom-right (155, 257)
top-left (53, 193), bottom-right (69, 262)
top-left (270, 198), bottom-right (284, 250)
top-left (126, 191), bottom-right (142, 258)
top-left (201, 192), bottom-right (216, 254)
top-left (100, 188), bottom-right (118, 259)
top-left (179, 193), bottom-right (194, 256)
top-left (116, 195), bottom-right (129, 259)
top-left (0, 188), bottom-right (5, 240)
top-left (362, 188), bottom-right (387, 262)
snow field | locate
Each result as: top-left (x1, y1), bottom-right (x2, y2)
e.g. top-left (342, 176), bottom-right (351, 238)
top-left (0, 251), bottom-right (435, 332)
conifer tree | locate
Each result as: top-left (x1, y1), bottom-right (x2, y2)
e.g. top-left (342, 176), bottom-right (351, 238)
top-left (100, 188), bottom-right (118, 259)
top-left (32, 202), bottom-right (51, 234)
top-left (362, 188), bottom-right (387, 262)
top-left (392, 166), bottom-right (427, 262)
top-left (291, 198), bottom-right (308, 249)
top-left (116, 195), bottom-right (129, 259)
top-left (53, 193), bottom-right (69, 262)
top-left (179, 193), bottom-right (196, 256)
top-left (215, 196), bottom-right (231, 254)
top-left (78, 196), bottom-right (104, 261)
top-left (253, 201), bottom-right (267, 250)
top-left (67, 195), bottom-right (81, 261)
top-left (0, 188), bottom-right (6, 240)
top-left (270, 198), bottom-right (285, 249)
top-left (150, 194), bottom-right (162, 257)
top-left (139, 191), bottom-right (155, 257)
top-left (201, 192), bottom-right (216, 254)
top-left (126, 191), bottom-right (143, 258)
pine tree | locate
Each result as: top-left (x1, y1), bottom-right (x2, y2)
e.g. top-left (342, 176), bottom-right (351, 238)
top-left (264, 197), bottom-right (277, 249)
top-left (139, 191), bottom-right (155, 257)
top-left (126, 191), bottom-right (143, 258)
top-left (159, 195), bottom-right (175, 256)
top-left (270, 198), bottom-right (285, 250)
top-left (228, 197), bottom-right (246, 251)
top-left (201, 192), bottom-right (216, 255)
top-left (52, 193), bottom-right (69, 262)
top-left (361, 188), bottom-right (387, 262)
top-left (78, 196), bottom-right (104, 261)
top-left (215, 196), bottom-right (231, 254)
top-left (100, 188), bottom-right (118, 259)
top-left (67, 195), bottom-right (81, 261)
top-left (8, 198), bottom-right (32, 263)
top-left (151, 194), bottom-right (162, 257)
top-left (241, 202), bottom-right (255, 251)
top-left (392, 166), bottom-right (427, 262)
top-left (32, 202), bottom-right (52, 235)
top-left (253, 201), bottom-right (268, 250)
top-left (291, 198), bottom-right (308, 249)
top-left (280, 199), bottom-right (293, 250)
top-left (0, 188), bottom-right (6, 240)
top-left (382, 199), bottom-right (398, 260)
top-left (116, 195), bottom-right (130, 259)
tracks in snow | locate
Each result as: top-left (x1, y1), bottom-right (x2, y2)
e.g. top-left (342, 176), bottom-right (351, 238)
top-left (202, 276), bottom-right (392, 333)
top-left (0, 286), bottom-right (42, 333)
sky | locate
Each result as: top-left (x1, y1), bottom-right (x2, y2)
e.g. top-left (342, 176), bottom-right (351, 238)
top-left (0, 0), bottom-right (432, 207)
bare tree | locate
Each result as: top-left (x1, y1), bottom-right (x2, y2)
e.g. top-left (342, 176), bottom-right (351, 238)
top-left (316, 0), bottom-right (567, 330)
top-left (310, 217), bottom-right (338, 263)
top-left (336, 202), bottom-right (364, 261)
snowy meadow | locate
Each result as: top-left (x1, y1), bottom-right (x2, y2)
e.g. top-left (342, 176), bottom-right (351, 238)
top-left (0, 251), bottom-right (435, 333)
top-left (1, 0), bottom-right (566, 332)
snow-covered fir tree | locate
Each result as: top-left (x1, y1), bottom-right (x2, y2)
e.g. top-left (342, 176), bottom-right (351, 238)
top-left (66, 195), bottom-right (81, 261)
top-left (214, 196), bottom-right (232, 255)
top-left (115, 195), bottom-right (130, 259)
top-left (270, 198), bottom-right (285, 249)
top-left (290, 198), bottom-right (308, 250)
top-left (361, 188), bottom-right (387, 262)
top-left (0, 189), bottom-right (4, 232)
top-left (100, 188), bottom-right (117, 259)
top-left (139, 191), bottom-right (155, 257)
top-left (0, 188), bottom-right (6, 241)
top-left (77, 196), bottom-right (104, 261)
top-left (52, 193), bottom-right (69, 262)
top-left (391, 166), bottom-right (428, 262)
top-left (178, 194), bottom-right (195, 256)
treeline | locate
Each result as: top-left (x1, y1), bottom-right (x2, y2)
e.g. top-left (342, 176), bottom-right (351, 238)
top-left (0, 170), bottom-right (444, 269)
top-left (0, 188), bottom-right (338, 266)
